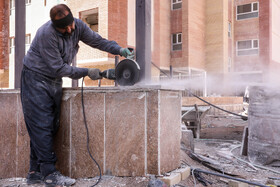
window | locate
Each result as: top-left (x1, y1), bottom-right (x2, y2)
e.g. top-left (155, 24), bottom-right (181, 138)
top-left (228, 22), bottom-right (231, 37)
top-left (9, 37), bottom-right (15, 54)
top-left (25, 0), bottom-right (31, 5)
top-left (10, 0), bottom-right (15, 15)
top-left (228, 58), bottom-right (232, 72)
top-left (25, 34), bottom-right (31, 45)
top-left (237, 2), bottom-right (258, 20)
top-left (237, 39), bottom-right (259, 56)
top-left (172, 0), bottom-right (182, 10)
top-left (172, 33), bottom-right (182, 51)
top-left (80, 8), bottom-right (98, 32)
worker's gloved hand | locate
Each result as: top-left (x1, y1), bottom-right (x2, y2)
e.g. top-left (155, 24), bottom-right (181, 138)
top-left (88, 68), bottom-right (102, 80)
top-left (120, 48), bottom-right (134, 59)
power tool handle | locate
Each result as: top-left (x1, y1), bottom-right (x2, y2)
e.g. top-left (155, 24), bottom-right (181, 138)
top-left (128, 47), bottom-right (134, 53)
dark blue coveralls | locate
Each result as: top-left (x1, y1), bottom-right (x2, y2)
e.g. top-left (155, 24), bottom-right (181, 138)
top-left (21, 18), bottom-right (121, 177)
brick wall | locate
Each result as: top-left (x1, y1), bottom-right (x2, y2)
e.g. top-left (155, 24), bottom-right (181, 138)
top-left (258, 0), bottom-right (270, 72)
top-left (234, 0), bottom-right (262, 72)
top-left (271, 0), bottom-right (280, 64)
top-left (159, 0), bottom-right (171, 69)
top-left (67, 0), bottom-right (109, 62)
top-left (0, 0), bottom-right (9, 70)
top-left (108, 0), bottom-right (127, 60)
top-left (172, 0), bottom-right (206, 70)
top-left (171, 7), bottom-right (183, 61)
top-left (187, 0), bottom-right (206, 70)
top-left (270, 0), bottom-right (280, 79)
top-left (0, 0), bottom-right (9, 88)
top-left (205, 0), bottom-right (228, 74)
top-left (228, 0), bottom-right (233, 72)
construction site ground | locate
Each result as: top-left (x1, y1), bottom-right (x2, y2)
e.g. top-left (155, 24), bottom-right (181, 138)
top-left (1, 114), bottom-right (280, 187)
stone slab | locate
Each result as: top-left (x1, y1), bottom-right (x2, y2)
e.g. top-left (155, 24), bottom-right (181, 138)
top-left (0, 87), bottom-right (182, 178)
top-left (181, 129), bottom-right (194, 152)
top-left (0, 93), bottom-right (18, 178)
top-left (159, 91), bottom-right (181, 174)
top-left (70, 92), bottom-right (105, 178)
top-left (16, 99), bottom-right (29, 177)
top-left (146, 90), bottom-right (159, 175)
top-left (54, 97), bottom-right (71, 177)
top-left (105, 91), bottom-right (146, 176)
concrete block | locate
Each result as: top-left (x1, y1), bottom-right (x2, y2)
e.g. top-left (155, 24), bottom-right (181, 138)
top-left (160, 173), bottom-right (181, 186)
top-left (71, 92), bottom-right (105, 178)
top-left (176, 167), bottom-right (191, 180)
top-left (0, 86), bottom-right (182, 178)
top-left (0, 92), bottom-right (18, 178)
top-left (105, 91), bottom-right (146, 176)
top-left (181, 129), bottom-right (194, 152)
top-left (228, 180), bottom-right (248, 187)
top-left (159, 91), bottom-right (181, 174)
top-left (147, 90), bottom-right (159, 174)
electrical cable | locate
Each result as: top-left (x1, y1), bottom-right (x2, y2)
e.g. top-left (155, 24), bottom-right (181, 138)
top-left (190, 93), bottom-right (248, 120)
top-left (81, 77), bottom-right (102, 186)
top-left (192, 168), bottom-right (269, 187)
top-left (230, 145), bottom-right (280, 175)
top-left (192, 168), bottom-right (197, 187)
top-left (151, 62), bottom-right (248, 120)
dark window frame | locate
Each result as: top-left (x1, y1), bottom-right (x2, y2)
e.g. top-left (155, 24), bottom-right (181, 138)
top-left (236, 2), bottom-right (259, 20)
top-left (171, 0), bottom-right (182, 10)
top-left (172, 33), bottom-right (182, 51)
top-left (236, 39), bottom-right (259, 56)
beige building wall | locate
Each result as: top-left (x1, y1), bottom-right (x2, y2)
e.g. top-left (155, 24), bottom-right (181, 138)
top-left (67, 0), bottom-right (110, 65)
top-left (186, 0), bottom-right (206, 70)
top-left (127, 0), bottom-right (136, 47)
top-left (159, 0), bottom-right (171, 69)
top-left (271, 0), bottom-right (280, 63)
top-left (205, 0), bottom-right (228, 74)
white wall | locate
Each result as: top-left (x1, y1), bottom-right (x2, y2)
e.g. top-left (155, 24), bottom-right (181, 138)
top-left (9, 0), bottom-right (66, 88)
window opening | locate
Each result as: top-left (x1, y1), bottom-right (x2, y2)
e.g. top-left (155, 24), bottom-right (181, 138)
top-left (172, 33), bottom-right (182, 51)
top-left (237, 2), bottom-right (259, 20)
top-left (171, 0), bottom-right (182, 10)
top-left (237, 39), bottom-right (259, 56)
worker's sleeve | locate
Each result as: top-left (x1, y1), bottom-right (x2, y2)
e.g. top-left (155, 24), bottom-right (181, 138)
top-left (78, 20), bottom-right (122, 55)
top-left (39, 31), bottom-right (88, 79)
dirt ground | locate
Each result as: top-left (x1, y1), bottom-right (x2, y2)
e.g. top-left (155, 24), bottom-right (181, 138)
top-left (1, 114), bottom-right (280, 187)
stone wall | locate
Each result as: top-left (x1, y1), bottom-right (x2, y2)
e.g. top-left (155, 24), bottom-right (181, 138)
top-left (0, 86), bottom-right (181, 178)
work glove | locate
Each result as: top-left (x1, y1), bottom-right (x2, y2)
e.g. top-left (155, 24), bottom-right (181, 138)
top-left (88, 68), bottom-right (102, 80)
top-left (120, 48), bottom-right (134, 59)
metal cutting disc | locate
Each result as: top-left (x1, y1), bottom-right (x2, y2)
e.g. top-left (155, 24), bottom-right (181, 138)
top-left (115, 59), bottom-right (140, 86)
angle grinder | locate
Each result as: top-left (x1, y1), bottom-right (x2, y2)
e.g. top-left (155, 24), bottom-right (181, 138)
top-left (99, 49), bottom-right (140, 86)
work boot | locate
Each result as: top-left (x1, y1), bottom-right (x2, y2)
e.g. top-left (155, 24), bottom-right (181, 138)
top-left (44, 171), bottom-right (76, 187)
top-left (26, 171), bottom-right (43, 184)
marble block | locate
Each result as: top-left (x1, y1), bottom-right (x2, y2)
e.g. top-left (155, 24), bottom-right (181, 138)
top-left (0, 86), bottom-right (182, 178)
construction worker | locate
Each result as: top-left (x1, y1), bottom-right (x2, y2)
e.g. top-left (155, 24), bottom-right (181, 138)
top-left (20, 4), bottom-right (133, 186)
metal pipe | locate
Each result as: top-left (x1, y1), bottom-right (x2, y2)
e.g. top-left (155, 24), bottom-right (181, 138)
top-left (136, 0), bottom-right (151, 82)
top-left (15, 0), bottom-right (26, 88)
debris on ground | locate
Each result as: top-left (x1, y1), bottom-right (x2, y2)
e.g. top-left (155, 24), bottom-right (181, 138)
top-left (1, 114), bottom-right (280, 187)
